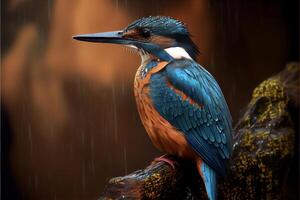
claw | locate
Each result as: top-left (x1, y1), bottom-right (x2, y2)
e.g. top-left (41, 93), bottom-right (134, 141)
top-left (152, 154), bottom-right (177, 169)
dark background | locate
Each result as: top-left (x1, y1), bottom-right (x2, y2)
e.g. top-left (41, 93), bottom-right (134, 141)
top-left (1, 0), bottom-right (299, 199)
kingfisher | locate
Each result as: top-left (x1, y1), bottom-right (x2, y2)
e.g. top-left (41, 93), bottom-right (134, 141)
top-left (73, 16), bottom-right (232, 200)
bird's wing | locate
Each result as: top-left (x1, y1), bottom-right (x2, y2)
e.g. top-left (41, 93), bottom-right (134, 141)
top-left (150, 59), bottom-right (232, 175)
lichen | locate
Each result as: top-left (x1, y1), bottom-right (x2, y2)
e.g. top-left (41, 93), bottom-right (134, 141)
top-left (240, 76), bottom-right (289, 129)
top-left (142, 166), bottom-right (177, 199)
top-left (219, 66), bottom-right (296, 200)
top-left (143, 173), bottom-right (162, 199)
top-left (252, 78), bottom-right (288, 122)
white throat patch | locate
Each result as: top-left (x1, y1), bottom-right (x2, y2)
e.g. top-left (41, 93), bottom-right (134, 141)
top-left (126, 45), bottom-right (193, 62)
top-left (164, 47), bottom-right (193, 60)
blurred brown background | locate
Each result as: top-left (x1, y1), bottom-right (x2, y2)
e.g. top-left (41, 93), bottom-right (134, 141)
top-left (1, 0), bottom-right (299, 199)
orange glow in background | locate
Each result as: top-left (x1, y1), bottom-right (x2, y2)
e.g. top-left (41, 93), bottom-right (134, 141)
top-left (2, 0), bottom-right (298, 199)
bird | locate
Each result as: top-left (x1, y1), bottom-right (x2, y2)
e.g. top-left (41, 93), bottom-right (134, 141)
top-left (73, 16), bottom-right (233, 200)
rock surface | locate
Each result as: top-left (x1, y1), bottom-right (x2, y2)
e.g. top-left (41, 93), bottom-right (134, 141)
top-left (99, 63), bottom-right (299, 200)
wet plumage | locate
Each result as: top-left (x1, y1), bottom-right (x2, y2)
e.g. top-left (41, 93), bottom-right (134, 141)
top-left (74, 16), bottom-right (233, 200)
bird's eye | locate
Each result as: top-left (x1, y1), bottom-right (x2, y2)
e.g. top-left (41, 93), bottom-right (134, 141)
top-left (140, 28), bottom-right (151, 38)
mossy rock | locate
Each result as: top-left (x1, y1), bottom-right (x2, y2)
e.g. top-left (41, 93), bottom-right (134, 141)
top-left (99, 63), bottom-right (299, 200)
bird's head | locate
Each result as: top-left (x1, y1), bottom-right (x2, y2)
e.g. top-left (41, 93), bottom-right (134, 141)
top-left (73, 16), bottom-right (199, 61)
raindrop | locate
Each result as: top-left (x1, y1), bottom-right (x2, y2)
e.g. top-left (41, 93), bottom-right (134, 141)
top-left (70, 143), bottom-right (73, 154)
top-left (121, 79), bottom-right (125, 96)
top-left (123, 145), bottom-right (127, 174)
top-left (81, 130), bottom-right (85, 145)
top-left (82, 163), bottom-right (86, 191)
top-left (48, 0), bottom-right (52, 19)
top-left (116, 0), bottom-right (119, 9)
top-left (112, 82), bottom-right (118, 142)
top-left (28, 124), bottom-right (33, 155)
top-left (34, 174), bottom-right (39, 190)
top-left (90, 135), bottom-right (96, 175)
top-left (28, 175), bottom-right (32, 189)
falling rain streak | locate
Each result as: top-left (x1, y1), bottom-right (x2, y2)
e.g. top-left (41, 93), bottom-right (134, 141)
top-left (112, 82), bottom-right (119, 142)
top-left (123, 144), bottom-right (128, 174)
top-left (28, 124), bottom-right (33, 155)
top-left (2, 0), bottom-right (297, 199)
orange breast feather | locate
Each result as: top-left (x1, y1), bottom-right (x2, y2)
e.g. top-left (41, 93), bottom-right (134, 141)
top-left (134, 61), bottom-right (197, 159)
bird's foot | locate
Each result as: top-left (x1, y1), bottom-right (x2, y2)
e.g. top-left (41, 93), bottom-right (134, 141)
top-left (152, 154), bottom-right (177, 169)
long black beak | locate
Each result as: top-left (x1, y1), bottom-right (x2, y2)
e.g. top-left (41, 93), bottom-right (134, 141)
top-left (73, 30), bottom-right (174, 61)
top-left (73, 31), bottom-right (131, 45)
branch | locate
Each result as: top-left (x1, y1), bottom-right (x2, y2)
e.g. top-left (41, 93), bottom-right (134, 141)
top-left (99, 62), bottom-right (299, 200)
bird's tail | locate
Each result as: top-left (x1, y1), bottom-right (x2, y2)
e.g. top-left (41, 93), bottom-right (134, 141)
top-left (197, 159), bottom-right (217, 200)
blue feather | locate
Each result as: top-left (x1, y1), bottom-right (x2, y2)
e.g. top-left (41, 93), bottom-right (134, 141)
top-left (149, 59), bottom-right (232, 176)
top-left (200, 162), bottom-right (217, 200)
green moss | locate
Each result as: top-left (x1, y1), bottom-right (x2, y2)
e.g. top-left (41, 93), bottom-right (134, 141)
top-left (241, 76), bottom-right (289, 129)
top-left (219, 67), bottom-right (296, 200)
top-left (251, 78), bottom-right (288, 123)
